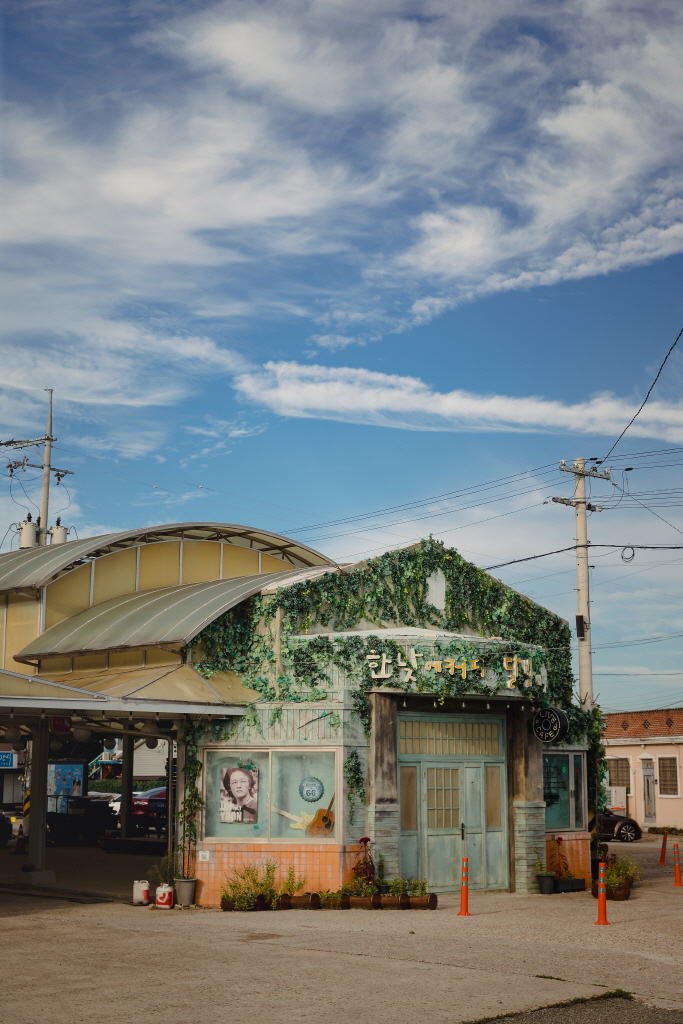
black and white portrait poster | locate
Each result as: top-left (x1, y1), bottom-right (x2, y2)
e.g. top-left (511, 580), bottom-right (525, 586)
top-left (220, 765), bottom-right (258, 823)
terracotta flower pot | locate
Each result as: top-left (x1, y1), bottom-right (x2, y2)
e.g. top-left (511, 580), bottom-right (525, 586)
top-left (379, 894), bottom-right (410, 909)
top-left (406, 893), bottom-right (438, 910)
top-left (348, 894), bottom-right (382, 909)
top-left (290, 893), bottom-right (321, 909)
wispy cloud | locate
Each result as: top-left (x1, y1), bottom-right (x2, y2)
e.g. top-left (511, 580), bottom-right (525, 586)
top-left (234, 360), bottom-right (683, 441)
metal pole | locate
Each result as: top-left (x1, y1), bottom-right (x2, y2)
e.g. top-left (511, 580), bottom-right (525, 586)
top-left (573, 458), bottom-right (593, 710)
top-left (39, 390), bottom-right (53, 546)
top-left (27, 718), bottom-right (49, 871)
top-left (119, 734), bottom-right (134, 839)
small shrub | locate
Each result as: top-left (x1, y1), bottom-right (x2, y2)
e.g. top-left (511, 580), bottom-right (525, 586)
top-left (273, 866), bottom-right (307, 908)
top-left (387, 877), bottom-right (427, 896)
top-left (221, 860), bottom-right (278, 911)
top-left (341, 877), bottom-right (377, 896)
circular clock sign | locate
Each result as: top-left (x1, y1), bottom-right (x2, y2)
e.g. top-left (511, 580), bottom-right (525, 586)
top-left (532, 707), bottom-right (569, 744)
top-left (299, 777), bottom-right (324, 802)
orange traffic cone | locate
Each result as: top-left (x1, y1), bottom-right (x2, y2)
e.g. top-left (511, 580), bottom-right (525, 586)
top-left (659, 833), bottom-right (668, 865)
top-left (673, 843), bottom-right (682, 887)
top-left (457, 857), bottom-right (471, 916)
top-left (11, 823), bottom-right (27, 855)
top-left (594, 861), bottom-right (609, 925)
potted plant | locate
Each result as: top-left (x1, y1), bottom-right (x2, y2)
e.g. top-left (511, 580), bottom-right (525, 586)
top-left (376, 854), bottom-right (390, 894)
top-left (221, 860), bottom-right (278, 911)
top-left (274, 866), bottom-right (307, 909)
top-left (534, 849), bottom-right (557, 894)
top-left (341, 877), bottom-right (381, 909)
top-left (591, 854), bottom-right (642, 901)
top-left (173, 759), bottom-right (204, 907)
top-left (547, 837), bottom-right (586, 893)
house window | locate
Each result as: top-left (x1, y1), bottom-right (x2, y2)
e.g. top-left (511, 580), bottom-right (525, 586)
top-left (659, 758), bottom-right (679, 796)
top-left (607, 758), bottom-right (631, 794)
top-left (543, 752), bottom-right (587, 831)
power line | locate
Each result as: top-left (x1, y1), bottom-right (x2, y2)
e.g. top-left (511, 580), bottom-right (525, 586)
top-left (602, 325), bottom-right (683, 461)
top-left (483, 544), bottom-right (683, 571)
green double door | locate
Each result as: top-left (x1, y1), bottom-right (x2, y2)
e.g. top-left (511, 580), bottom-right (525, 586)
top-left (398, 716), bottom-right (507, 892)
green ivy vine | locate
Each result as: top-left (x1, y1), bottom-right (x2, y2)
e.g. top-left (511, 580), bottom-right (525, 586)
top-left (343, 749), bottom-right (367, 825)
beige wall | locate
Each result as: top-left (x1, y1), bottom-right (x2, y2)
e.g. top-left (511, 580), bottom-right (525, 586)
top-left (3, 592), bottom-right (39, 676)
top-left (605, 740), bottom-right (683, 830)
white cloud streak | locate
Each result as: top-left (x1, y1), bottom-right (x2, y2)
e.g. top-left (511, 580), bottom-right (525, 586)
top-left (234, 361), bottom-right (683, 441)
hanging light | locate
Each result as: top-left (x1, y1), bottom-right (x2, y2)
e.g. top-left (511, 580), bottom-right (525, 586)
top-left (4, 726), bottom-right (21, 744)
top-left (49, 738), bottom-right (63, 753)
top-left (72, 726), bottom-right (91, 743)
top-left (103, 736), bottom-right (117, 751)
top-left (402, 699), bottom-right (407, 708)
top-left (145, 720), bottom-right (159, 735)
top-left (461, 702), bottom-right (466, 709)
top-left (486, 703), bottom-right (490, 710)
top-left (145, 737), bottom-right (159, 749)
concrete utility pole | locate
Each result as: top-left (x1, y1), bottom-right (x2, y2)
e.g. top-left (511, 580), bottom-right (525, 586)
top-left (39, 389), bottom-right (53, 545)
top-left (552, 458), bottom-right (611, 710)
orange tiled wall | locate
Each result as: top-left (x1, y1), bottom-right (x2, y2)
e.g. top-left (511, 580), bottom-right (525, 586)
top-left (545, 832), bottom-right (591, 885)
top-left (195, 844), bottom-right (362, 906)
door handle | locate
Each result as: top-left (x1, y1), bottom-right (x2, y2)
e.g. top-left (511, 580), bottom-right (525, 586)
top-left (461, 822), bottom-right (465, 840)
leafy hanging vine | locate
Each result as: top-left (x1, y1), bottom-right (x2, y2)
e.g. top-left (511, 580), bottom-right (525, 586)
top-left (343, 749), bottom-right (367, 825)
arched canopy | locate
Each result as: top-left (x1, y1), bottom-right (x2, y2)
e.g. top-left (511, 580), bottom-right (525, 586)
top-left (13, 569), bottom-right (335, 662)
top-left (0, 522), bottom-right (334, 593)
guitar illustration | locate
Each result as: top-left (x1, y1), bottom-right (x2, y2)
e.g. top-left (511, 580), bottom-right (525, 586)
top-left (305, 794), bottom-right (335, 837)
top-left (270, 805), bottom-right (315, 831)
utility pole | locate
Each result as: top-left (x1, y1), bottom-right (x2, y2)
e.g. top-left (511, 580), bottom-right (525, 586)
top-left (39, 389), bottom-right (53, 545)
top-left (552, 458), bottom-right (611, 710)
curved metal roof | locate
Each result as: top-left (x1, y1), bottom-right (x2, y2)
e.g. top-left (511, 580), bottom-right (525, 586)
top-left (13, 570), bottom-right (321, 662)
top-left (0, 522), bottom-right (333, 593)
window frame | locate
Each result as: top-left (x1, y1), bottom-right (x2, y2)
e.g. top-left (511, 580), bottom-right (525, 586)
top-left (543, 749), bottom-right (588, 833)
top-left (658, 756), bottom-right (680, 798)
top-left (606, 756), bottom-right (631, 794)
top-left (199, 746), bottom-right (341, 843)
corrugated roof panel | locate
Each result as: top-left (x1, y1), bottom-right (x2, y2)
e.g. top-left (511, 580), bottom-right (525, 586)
top-left (0, 522), bottom-right (333, 592)
top-left (13, 571), bottom-right (303, 661)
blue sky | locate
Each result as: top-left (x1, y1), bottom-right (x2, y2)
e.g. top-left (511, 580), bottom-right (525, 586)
top-left (2, 0), bottom-right (683, 711)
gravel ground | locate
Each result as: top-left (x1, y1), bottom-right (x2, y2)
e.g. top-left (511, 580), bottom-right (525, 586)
top-left (0, 835), bottom-right (680, 1024)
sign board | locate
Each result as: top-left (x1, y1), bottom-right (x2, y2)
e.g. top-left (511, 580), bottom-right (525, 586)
top-left (47, 762), bottom-right (87, 813)
top-left (532, 707), bottom-right (569, 744)
top-left (0, 751), bottom-right (18, 769)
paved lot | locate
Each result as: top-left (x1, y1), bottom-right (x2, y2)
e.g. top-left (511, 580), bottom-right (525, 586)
top-left (0, 836), bottom-right (680, 1024)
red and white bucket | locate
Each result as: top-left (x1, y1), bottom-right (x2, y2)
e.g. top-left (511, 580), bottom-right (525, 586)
top-left (155, 884), bottom-right (174, 909)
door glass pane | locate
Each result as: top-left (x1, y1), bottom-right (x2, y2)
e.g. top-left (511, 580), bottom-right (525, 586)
top-left (400, 766), bottom-right (418, 831)
top-left (572, 755), bottom-right (584, 829)
top-left (427, 767), bottom-right (459, 829)
top-left (543, 754), bottom-right (570, 829)
top-left (485, 765), bottom-right (502, 827)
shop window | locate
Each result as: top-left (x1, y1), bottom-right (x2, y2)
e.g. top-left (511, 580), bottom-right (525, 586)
top-left (486, 765), bottom-right (502, 828)
top-left (400, 719), bottom-right (499, 756)
top-left (543, 752), bottom-right (587, 831)
top-left (426, 767), bottom-right (459, 829)
top-left (607, 758), bottom-right (631, 793)
top-left (659, 758), bottom-right (679, 796)
top-left (203, 749), bottom-right (337, 841)
top-left (270, 750), bottom-right (336, 839)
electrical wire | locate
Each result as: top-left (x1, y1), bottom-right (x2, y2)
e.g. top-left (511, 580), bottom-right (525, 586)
top-left (602, 325), bottom-right (683, 461)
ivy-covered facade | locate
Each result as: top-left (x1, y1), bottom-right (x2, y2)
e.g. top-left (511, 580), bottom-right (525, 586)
top-left (186, 539), bottom-right (596, 902)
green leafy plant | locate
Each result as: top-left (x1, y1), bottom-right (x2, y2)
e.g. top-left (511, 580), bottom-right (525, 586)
top-left (341, 877), bottom-right (377, 896)
top-left (273, 866), bottom-right (307, 908)
top-left (317, 889), bottom-right (344, 907)
top-left (534, 848), bottom-right (553, 875)
top-left (387, 877), bottom-right (427, 895)
top-left (221, 860), bottom-right (278, 911)
top-left (343, 750), bottom-right (367, 825)
top-left (377, 853), bottom-right (386, 883)
top-left (603, 854), bottom-right (643, 888)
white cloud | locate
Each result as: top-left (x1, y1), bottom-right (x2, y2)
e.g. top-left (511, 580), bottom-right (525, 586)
top-left (234, 360), bottom-right (683, 441)
top-left (308, 333), bottom-right (360, 351)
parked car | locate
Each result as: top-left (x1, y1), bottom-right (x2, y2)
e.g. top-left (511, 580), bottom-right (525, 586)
top-left (131, 787), bottom-right (168, 836)
top-left (590, 809), bottom-right (641, 843)
top-left (0, 812), bottom-right (13, 848)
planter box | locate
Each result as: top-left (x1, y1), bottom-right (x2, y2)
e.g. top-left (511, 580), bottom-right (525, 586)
top-left (174, 878), bottom-right (197, 907)
top-left (348, 894), bottom-right (382, 910)
top-left (219, 893), bottom-right (268, 911)
top-left (379, 894), bottom-right (410, 910)
top-left (275, 894), bottom-right (291, 910)
top-left (407, 894), bottom-right (438, 910)
top-left (591, 881), bottom-right (632, 901)
top-left (319, 894), bottom-right (350, 910)
top-left (555, 879), bottom-right (586, 893)
top-left (536, 875), bottom-right (556, 894)
top-left (290, 893), bottom-right (321, 910)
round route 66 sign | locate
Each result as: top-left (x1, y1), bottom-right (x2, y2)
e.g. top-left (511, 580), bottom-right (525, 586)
top-left (299, 777), bottom-right (324, 802)
top-left (532, 707), bottom-right (569, 744)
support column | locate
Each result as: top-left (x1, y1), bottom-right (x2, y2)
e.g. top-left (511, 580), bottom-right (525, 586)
top-left (119, 734), bottom-right (134, 839)
top-left (507, 707), bottom-right (545, 893)
top-left (367, 692), bottom-right (400, 879)
top-left (23, 718), bottom-right (55, 884)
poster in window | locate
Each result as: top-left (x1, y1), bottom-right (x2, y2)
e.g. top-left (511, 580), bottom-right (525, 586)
top-left (220, 766), bottom-right (259, 823)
